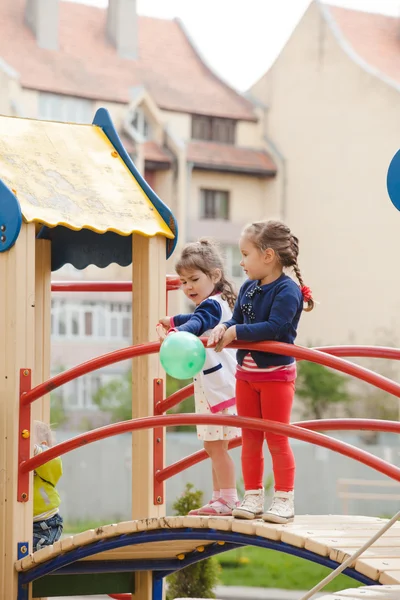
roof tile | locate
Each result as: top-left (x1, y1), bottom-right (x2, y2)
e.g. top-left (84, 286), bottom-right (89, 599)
top-left (187, 140), bottom-right (276, 175)
top-left (327, 5), bottom-right (400, 86)
top-left (0, 0), bottom-right (256, 120)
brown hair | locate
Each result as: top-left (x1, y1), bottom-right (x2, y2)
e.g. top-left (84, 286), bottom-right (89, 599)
top-left (175, 239), bottom-right (237, 310)
top-left (242, 220), bottom-right (314, 312)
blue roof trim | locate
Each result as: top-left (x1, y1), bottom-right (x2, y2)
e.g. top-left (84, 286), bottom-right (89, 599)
top-left (387, 149), bottom-right (400, 212)
top-left (38, 225), bottom-right (132, 272)
top-left (93, 108), bottom-right (178, 258)
top-left (0, 181), bottom-right (22, 252)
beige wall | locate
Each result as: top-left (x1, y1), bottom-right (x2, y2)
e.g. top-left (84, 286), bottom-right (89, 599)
top-left (236, 117), bottom-right (264, 148)
top-left (161, 109), bottom-right (191, 140)
top-left (251, 1), bottom-right (400, 345)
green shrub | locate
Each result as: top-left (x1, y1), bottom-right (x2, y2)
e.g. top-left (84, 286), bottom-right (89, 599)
top-left (166, 483), bottom-right (220, 599)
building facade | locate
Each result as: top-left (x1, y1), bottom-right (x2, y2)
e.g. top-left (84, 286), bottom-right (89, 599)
top-left (0, 0), bottom-right (277, 423)
top-left (250, 1), bottom-right (400, 348)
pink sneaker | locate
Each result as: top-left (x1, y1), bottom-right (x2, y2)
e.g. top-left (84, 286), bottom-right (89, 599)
top-left (198, 498), bottom-right (240, 516)
top-left (188, 501), bottom-right (214, 516)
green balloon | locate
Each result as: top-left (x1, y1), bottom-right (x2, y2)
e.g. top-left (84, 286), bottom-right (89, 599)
top-left (160, 332), bottom-right (206, 380)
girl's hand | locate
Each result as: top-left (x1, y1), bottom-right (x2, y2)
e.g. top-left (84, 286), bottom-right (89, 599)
top-left (156, 323), bottom-right (168, 341)
top-left (159, 316), bottom-right (171, 329)
top-left (207, 324), bottom-right (227, 347)
top-left (215, 326), bottom-right (237, 352)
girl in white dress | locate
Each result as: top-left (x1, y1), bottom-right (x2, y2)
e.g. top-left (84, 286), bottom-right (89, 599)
top-left (158, 239), bottom-right (240, 516)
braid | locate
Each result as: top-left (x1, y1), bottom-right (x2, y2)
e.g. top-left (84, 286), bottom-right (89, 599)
top-left (289, 234), bottom-right (314, 312)
top-left (243, 220), bottom-right (315, 313)
top-left (215, 277), bottom-right (237, 310)
top-left (293, 262), bottom-right (314, 312)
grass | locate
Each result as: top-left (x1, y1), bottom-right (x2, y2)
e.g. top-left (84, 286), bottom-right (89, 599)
top-left (64, 521), bottom-right (361, 592)
top-left (215, 546), bottom-right (361, 591)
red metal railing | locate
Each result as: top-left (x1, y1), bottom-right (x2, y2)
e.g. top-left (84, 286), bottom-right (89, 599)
top-left (20, 342), bottom-right (400, 408)
top-left (19, 413), bottom-right (400, 483)
top-left (157, 418), bottom-right (400, 482)
top-left (50, 275), bottom-right (181, 293)
top-left (18, 341), bottom-right (400, 502)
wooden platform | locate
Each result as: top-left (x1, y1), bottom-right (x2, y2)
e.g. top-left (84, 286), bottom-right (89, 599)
top-left (319, 584), bottom-right (400, 598)
top-left (15, 515), bottom-right (400, 587)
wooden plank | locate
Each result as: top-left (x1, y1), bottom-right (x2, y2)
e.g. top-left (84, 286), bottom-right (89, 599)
top-left (380, 570), bottom-right (400, 585)
top-left (283, 528), bottom-right (400, 549)
top-left (131, 233), bottom-right (166, 600)
top-left (355, 557), bottom-right (400, 580)
top-left (306, 536), bottom-right (400, 558)
top-left (319, 585), bottom-right (400, 598)
top-left (80, 540), bottom-right (211, 561)
top-left (32, 239), bottom-right (51, 424)
top-left (0, 224), bottom-right (37, 599)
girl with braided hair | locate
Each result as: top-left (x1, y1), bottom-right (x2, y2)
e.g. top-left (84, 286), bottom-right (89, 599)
top-left (157, 239), bottom-right (240, 516)
top-left (208, 220), bottom-right (314, 523)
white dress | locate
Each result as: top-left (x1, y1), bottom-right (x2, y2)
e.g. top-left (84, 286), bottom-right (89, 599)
top-left (193, 294), bottom-right (240, 442)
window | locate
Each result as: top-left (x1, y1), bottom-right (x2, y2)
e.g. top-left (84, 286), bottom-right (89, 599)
top-left (84, 311), bottom-right (93, 336)
top-left (199, 189), bottom-right (230, 220)
top-left (51, 300), bottom-right (132, 340)
top-left (38, 92), bottom-right (93, 124)
top-left (131, 107), bottom-right (150, 139)
top-left (192, 115), bottom-right (236, 144)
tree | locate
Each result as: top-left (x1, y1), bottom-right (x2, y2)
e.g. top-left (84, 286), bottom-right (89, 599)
top-left (92, 369), bottom-right (195, 430)
top-left (349, 328), bottom-right (400, 422)
top-left (166, 483), bottom-right (220, 600)
top-left (296, 360), bottom-right (351, 419)
top-left (50, 391), bottom-right (68, 428)
top-left (50, 364), bottom-right (68, 428)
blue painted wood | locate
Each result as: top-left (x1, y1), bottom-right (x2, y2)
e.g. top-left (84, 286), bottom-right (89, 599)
top-left (0, 181), bottom-right (22, 252)
top-left (387, 149), bottom-right (400, 211)
top-left (93, 107), bottom-right (178, 258)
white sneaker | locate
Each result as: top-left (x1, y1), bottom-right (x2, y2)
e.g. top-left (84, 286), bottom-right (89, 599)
top-left (232, 489), bottom-right (264, 520)
top-left (262, 490), bottom-right (295, 524)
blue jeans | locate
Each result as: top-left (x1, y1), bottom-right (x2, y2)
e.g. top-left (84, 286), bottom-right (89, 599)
top-left (33, 513), bottom-right (63, 552)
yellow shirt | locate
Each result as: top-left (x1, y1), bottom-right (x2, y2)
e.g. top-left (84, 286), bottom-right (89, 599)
top-left (33, 444), bottom-right (62, 521)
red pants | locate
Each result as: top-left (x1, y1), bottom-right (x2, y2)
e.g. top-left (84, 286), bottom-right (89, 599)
top-left (236, 379), bottom-right (295, 492)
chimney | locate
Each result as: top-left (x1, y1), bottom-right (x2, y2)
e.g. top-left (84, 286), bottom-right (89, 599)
top-left (25, 0), bottom-right (59, 51)
top-left (107, 0), bottom-right (138, 60)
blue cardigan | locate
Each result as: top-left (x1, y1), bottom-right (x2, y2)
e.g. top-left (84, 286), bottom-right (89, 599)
top-left (224, 274), bottom-right (303, 368)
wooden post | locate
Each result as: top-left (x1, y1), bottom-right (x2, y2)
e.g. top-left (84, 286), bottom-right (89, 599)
top-left (32, 238), bottom-right (52, 600)
top-left (0, 223), bottom-right (36, 600)
top-left (33, 238), bottom-right (52, 423)
top-left (132, 233), bottom-right (166, 600)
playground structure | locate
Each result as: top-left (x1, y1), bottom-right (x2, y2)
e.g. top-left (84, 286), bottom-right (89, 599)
top-left (1, 111), bottom-right (400, 600)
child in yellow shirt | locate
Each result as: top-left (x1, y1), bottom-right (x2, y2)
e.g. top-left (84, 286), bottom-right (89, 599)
top-left (33, 421), bottom-right (63, 552)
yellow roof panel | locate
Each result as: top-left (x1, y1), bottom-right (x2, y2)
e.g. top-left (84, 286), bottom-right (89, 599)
top-left (0, 115), bottom-right (174, 239)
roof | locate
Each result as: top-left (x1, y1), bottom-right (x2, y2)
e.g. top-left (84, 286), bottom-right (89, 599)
top-left (326, 4), bottom-right (400, 86)
top-left (187, 140), bottom-right (277, 176)
top-left (143, 141), bottom-right (172, 165)
top-left (0, 0), bottom-right (256, 121)
top-left (0, 109), bottom-right (177, 269)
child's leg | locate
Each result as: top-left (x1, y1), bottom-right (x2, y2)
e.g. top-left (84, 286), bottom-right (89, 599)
top-left (260, 381), bottom-right (295, 491)
top-left (211, 466), bottom-right (220, 501)
top-left (235, 379), bottom-right (264, 490)
top-left (200, 440), bottom-right (237, 514)
top-left (204, 440), bottom-right (236, 493)
top-left (33, 513), bottom-right (63, 552)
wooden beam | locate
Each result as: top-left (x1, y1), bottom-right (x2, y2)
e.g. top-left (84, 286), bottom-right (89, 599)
top-left (132, 233), bottom-right (166, 600)
top-left (0, 223), bottom-right (36, 599)
top-left (32, 239), bottom-right (51, 424)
